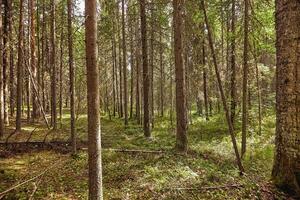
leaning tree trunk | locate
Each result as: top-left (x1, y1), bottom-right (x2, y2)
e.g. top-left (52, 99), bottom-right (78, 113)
top-left (202, 0), bottom-right (244, 173)
top-left (272, 0), bottom-right (300, 194)
top-left (173, 0), bottom-right (188, 153)
top-left (85, 0), bottom-right (103, 199)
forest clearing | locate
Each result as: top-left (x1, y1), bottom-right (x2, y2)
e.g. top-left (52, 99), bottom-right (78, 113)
top-left (0, 0), bottom-right (299, 199)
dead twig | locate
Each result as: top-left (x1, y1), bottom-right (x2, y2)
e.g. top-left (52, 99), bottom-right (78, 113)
top-left (26, 128), bottom-right (38, 143)
top-left (0, 159), bottom-right (66, 199)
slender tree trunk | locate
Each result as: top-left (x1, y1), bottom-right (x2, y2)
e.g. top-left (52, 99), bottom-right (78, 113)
top-left (50, 0), bottom-right (57, 130)
top-left (30, 0), bottom-right (38, 122)
top-left (117, 4), bottom-right (123, 118)
top-left (122, 0), bottom-right (128, 125)
top-left (150, 1), bottom-right (154, 128)
top-left (135, 19), bottom-right (141, 124)
top-left (159, 29), bottom-right (164, 117)
top-left (173, 0), bottom-right (188, 152)
top-left (272, 0), bottom-right (300, 194)
top-left (241, 0), bottom-right (249, 158)
top-left (129, 17), bottom-right (134, 119)
top-left (202, 0), bottom-right (244, 173)
top-left (85, 0), bottom-right (103, 198)
top-left (3, 0), bottom-right (9, 125)
top-left (230, 0), bottom-right (236, 127)
top-left (9, 0), bottom-right (14, 117)
top-left (68, 0), bottom-right (76, 154)
top-left (16, 0), bottom-right (25, 132)
top-left (140, 0), bottom-right (150, 137)
top-left (202, 30), bottom-right (209, 121)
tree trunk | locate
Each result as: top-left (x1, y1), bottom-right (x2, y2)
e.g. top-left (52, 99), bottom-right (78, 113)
top-left (230, 0), bottom-right (236, 127)
top-left (30, 0), bottom-right (38, 122)
top-left (122, 0), bottom-right (128, 126)
top-left (68, 0), bottom-right (76, 154)
top-left (16, 0), bottom-right (24, 132)
top-left (272, 0), bottom-right (300, 194)
top-left (202, 0), bottom-right (244, 173)
top-left (241, 0), bottom-right (249, 158)
top-left (173, 0), bottom-right (188, 153)
top-left (50, 0), bottom-right (57, 130)
top-left (0, 0), bottom-right (4, 137)
top-left (3, 0), bottom-right (9, 125)
top-left (140, 0), bottom-right (150, 137)
top-left (85, 0), bottom-right (103, 199)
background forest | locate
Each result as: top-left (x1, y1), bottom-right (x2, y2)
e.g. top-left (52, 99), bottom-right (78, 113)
top-left (0, 0), bottom-right (298, 199)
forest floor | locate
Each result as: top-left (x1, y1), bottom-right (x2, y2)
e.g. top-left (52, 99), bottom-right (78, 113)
top-left (0, 111), bottom-right (293, 199)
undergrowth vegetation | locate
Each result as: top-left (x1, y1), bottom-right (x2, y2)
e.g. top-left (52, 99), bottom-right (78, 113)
top-left (0, 111), bottom-right (288, 199)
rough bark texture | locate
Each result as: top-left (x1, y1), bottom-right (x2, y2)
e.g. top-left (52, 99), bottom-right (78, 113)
top-left (68, 0), bottom-right (76, 154)
top-left (30, 0), bottom-right (38, 122)
top-left (241, 0), bottom-right (249, 157)
top-left (85, 0), bottom-right (103, 199)
top-left (173, 0), bottom-right (188, 152)
top-left (230, 0), bottom-right (236, 126)
top-left (272, 0), bottom-right (300, 194)
top-left (50, 0), bottom-right (57, 130)
top-left (0, 0), bottom-right (4, 137)
top-left (16, 0), bottom-right (24, 132)
top-left (140, 0), bottom-right (150, 137)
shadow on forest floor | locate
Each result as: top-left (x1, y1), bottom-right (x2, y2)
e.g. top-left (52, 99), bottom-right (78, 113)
top-left (0, 111), bottom-right (293, 199)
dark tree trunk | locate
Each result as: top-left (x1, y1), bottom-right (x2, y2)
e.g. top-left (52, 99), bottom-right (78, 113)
top-left (30, 0), bottom-right (38, 122)
top-left (50, 0), bottom-right (57, 130)
top-left (173, 0), bottom-right (188, 153)
top-left (230, 0), bottom-right (237, 127)
top-left (0, 0), bottom-right (4, 137)
top-left (85, 0), bottom-right (103, 198)
top-left (16, 0), bottom-right (24, 132)
top-left (140, 0), bottom-right (150, 137)
top-left (68, 0), bottom-right (76, 154)
top-left (272, 0), bottom-right (300, 194)
top-left (241, 0), bottom-right (249, 158)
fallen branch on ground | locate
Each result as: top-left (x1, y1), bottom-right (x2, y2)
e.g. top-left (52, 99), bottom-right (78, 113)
top-left (166, 184), bottom-right (243, 191)
top-left (0, 159), bottom-right (66, 199)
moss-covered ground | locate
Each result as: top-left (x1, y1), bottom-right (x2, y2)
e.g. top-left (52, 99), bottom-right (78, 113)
top-left (0, 111), bottom-right (290, 199)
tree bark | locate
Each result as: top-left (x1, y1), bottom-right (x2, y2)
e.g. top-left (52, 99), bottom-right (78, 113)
top-left (173, 0), bottom-right (188, 153)
top-left (241, 0), bottom-right (249, 158)
top-left (230, 0), bottom-right (236, 127)
top-left (68, 0), bottom-right (76, 154)
top-left (272, 0), bottom-right (300, 194)
top-left (140, 0), bottom-right (151, 137)
top-left (30, 0), bottom-right (38, 122)
top-left (0, 0), bottom-right (4, 137)
top-left (85, 0), bottom-right (103, 199)
top-left (202, 0), bottom-right (244, 173)
top-left (16, 0), bottom-right (24, 132)
top-left (122, 0), bottom-right (128, 126)
top-left (50, 0), bottom-right (57, 130)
